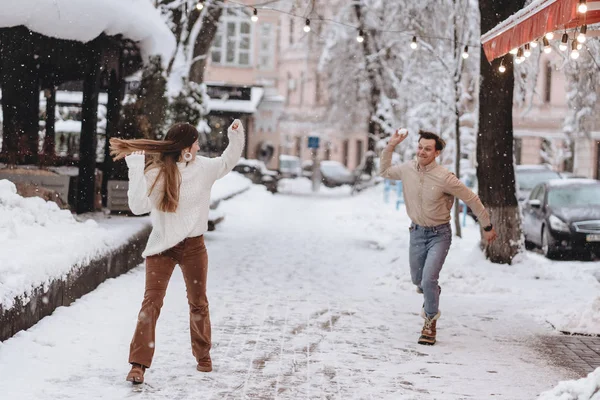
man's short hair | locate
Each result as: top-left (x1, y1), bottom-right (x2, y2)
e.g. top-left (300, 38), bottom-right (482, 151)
top-left (418, 130), bottom-right (446, 151)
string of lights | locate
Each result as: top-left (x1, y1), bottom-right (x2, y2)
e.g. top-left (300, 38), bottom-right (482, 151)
top-left (205, 0), bottom-right (480, 53)
top-left (193, 0), bottom-right (593, 71)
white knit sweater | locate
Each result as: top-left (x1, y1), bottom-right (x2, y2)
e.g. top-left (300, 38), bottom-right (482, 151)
top-left (125, 125), bottom-right (245, 257)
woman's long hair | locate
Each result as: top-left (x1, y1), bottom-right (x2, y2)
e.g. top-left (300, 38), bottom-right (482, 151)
top-left (109, 123), bottom-right (199, 213)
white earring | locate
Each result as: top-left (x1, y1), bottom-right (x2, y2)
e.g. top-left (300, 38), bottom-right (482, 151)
top-left (183, 152), bottom-right (193, 162)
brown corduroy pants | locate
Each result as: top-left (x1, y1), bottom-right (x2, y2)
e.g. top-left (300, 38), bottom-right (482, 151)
top-left (128, 236), bottom-right (211, 368)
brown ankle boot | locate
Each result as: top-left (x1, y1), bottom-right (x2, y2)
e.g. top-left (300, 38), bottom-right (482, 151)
top-left (126, 363), bottom-right (146, 384)
top-left (196, 357), bottom-right (213, 372)
top-left (418, 310), bottom-right (440, 346)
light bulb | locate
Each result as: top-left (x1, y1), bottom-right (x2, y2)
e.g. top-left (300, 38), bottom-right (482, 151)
top-left (509, 48), bottom-right (518, 55)
top-left (542, 36), bottom-right (552, 53)
top-left (530, 41), bottom-right (538, 48)
top-left (410, 36), bottom-right (418, 50)
top-left (356, 30), bottom-right (364, 43)
top-left (303, 21), bottom-right (311, 32)
top-left (577, 25), bottom-right (587, 43)
top-left (499, 62), bottom-right (506, 73)
top-left (578, 0), bottom-right (588, 13)
top-left (559, 33), bottom-right (568, 51)
top-left (196, 2), bottom-right (204, 10)
top-left (571, 49), bottom-right (580, 59)
top-left (251, 8), bottom-right (258, 22)
top-left (515, 48), bottom-right (524, 64)
top-left (524, 44), bottom-right (531, 57)
top-left (545, 32), bottom-right (554, 40)
top-left (462, 46), bottom-right (469, 59)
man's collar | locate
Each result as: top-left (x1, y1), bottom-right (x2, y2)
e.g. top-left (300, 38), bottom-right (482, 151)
top-left (416, 159), bottom-right (438, 172)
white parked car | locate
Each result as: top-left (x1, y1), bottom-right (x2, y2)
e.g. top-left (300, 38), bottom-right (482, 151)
top-left (278, 155), bottom-right (302, 178)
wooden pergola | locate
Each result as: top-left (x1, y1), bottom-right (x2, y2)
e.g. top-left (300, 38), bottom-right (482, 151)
top-left (0, 26), bottom-right (143, 213)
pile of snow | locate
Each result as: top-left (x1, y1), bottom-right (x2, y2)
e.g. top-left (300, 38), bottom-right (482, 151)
top-left (547, 297), bottom-right (600, 336)
top-left (0, 180), bottom-right (147, 308)
top-left (537, 368), bottom-right (600, 400)
top-left (210, 172), bottom-right (252, 203)
top-left (0, 0), bottom-right (175, 64)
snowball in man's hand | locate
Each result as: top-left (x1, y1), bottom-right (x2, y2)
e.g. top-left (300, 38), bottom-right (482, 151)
top-left (398, 129), bottom-right (408, 135)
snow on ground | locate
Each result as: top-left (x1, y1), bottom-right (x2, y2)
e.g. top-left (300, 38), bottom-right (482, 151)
top-left (0, 179), bottom-right (149, 308)
top-left (537, 368), bottom-right (600, 400)
top-left (0, 182), bottom-right (598, 399)
top-left (0, 173), bottom-right (250, 308)
top-left (211, 172), bottom-right (252, 202)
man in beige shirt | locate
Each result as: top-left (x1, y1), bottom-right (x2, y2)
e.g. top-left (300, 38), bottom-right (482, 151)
top-left (380, 129), bottom-right (497, 345)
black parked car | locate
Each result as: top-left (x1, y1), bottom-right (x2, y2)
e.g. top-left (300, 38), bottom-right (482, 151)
top-left (232, 159), bottom-right (279, 193)
top-left (515, 165), bottom-right (562, 203)
top-left (522, 179), bottom-right (600, 259)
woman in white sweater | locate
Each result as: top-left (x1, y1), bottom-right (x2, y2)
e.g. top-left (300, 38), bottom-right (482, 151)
top-left (109, 120), bottom-right (244, 385)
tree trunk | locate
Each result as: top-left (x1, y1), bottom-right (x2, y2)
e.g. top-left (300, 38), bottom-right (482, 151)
top-left (42, 85), bottom-right (57, 165)
top-left (189, 3), bottom-right (223, 84)
top-left (354, 4), bottom-right (380, 176)
top-left (478, 0), bottom-right (526, 264)
top-left (453, 93), bottom-right (462, 237)
top-left (453, 0), bottom-right (462, 238)
top-left (76, 45), bottom-right (102, 214)
top-left (102, 67), bottom-right (125, 206)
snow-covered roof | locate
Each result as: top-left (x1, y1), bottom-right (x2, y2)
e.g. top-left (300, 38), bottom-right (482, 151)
top-left (0, 0), bottom-right (175, 64)
top-left (208, 87), bottom-right (265, 114)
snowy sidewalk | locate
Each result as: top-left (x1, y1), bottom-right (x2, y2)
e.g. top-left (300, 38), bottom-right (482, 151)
top-left (0, 182), bottom-right (598, 399)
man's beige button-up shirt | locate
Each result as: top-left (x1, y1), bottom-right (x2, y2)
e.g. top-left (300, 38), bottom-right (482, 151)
top-left (380, 148), bottom-right (491, 228)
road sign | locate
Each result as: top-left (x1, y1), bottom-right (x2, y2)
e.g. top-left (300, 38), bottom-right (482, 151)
top-left (308, 136), bottom-right (320, 149)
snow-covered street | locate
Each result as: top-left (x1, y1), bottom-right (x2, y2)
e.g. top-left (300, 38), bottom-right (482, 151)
top-left (1, 181), bottom-right (598, 399)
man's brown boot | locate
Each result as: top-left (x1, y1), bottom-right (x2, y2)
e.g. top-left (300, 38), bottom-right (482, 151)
top-left (126, 363), bottom-right (146, 384)
top-left (197, 357), bottom-right (213, 372)
top-left (418, 309), bottom-right (440, 346)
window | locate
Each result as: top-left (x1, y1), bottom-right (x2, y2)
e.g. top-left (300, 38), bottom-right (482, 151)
top-left (258, 23), bottom-right (274, 69)
top-left (286, 72), bottom-right (292, 105)
top-left (325, 142), bottom-right (331, 160)
top-left (315, 72), bottom-right (322, 105)
top-left (356, 139), bottom-right (363, 166)
top-left (343, 140), bottom-right (349, 166)
top-left (295, 136), bottom-right (302, 158)
top-left (514, 138), bottom-right (522, 165)
top-left (529, 185), bottom-right (541, 201)
top-left (289, 18), bottom-right (294, 45)
top-left (544, 61), bottom-right (552, 103)
top-left (211, 9), bottom-right (252, 67)
top-left (299, 72), bottom-right (305, 105)
top-left (535, 185), bottom-right (546, 203)
top-left (596, 141), bottom-right (600, 178)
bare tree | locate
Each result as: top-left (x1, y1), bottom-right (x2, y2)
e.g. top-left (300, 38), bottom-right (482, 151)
top-left (158, 0), bottom-right (224, 89)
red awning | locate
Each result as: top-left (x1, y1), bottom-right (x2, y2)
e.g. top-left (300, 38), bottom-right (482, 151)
top-left (481, 0), bottom-right (600, 62)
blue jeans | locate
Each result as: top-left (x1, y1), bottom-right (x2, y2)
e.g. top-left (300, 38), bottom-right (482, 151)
top-left (409, 223), bottom-right (452, 318)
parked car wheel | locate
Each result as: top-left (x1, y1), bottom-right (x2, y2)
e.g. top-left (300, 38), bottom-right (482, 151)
top-left (541, 225), bottom-right (557, 259)
top-left (524, 239), bottom-right (535, 250)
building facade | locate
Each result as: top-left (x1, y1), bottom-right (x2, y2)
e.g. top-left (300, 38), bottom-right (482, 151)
top-left (513, 52), bottom-right (600, 178)
top-left (204, 0), bottom-right (368, 171)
